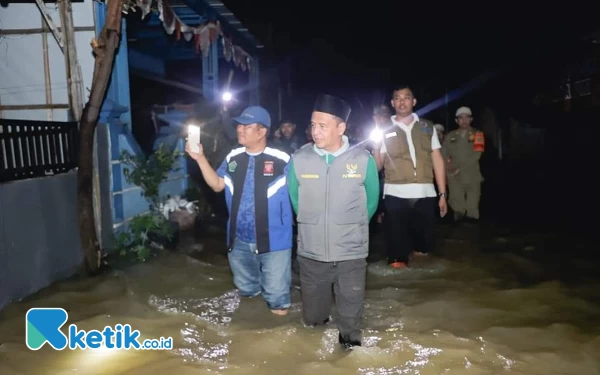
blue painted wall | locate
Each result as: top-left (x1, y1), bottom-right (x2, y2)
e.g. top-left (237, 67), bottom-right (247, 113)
top-left (95, 2), bottom-right (190, 249)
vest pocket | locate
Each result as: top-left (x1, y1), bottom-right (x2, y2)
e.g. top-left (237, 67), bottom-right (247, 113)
top-left (334, 212), bottom-right (367, 253)
top-left (334, 213), bottom-right (362, 225)
top-left (332, 221), bottom-right (367, 256)
top-left (297, 211), bottom-right (320, 224)
top-left (420, 133), bottom-right (432, 152)
top-left (297, 212), bottom-right (322, 258)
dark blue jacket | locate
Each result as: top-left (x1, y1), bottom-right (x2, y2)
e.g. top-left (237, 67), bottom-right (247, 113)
top-left (222, 147), bottom-right (293, 253)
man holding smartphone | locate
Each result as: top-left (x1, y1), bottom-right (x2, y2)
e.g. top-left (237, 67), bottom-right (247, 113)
top-left (185, 106), bottom-right (294, 316)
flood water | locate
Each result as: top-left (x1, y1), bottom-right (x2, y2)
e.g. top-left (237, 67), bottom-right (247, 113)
top-left (1, 222), bottom-right (599, 375)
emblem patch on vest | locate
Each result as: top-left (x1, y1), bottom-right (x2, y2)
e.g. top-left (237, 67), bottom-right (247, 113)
top-left (263, 161), bottom-right (274, 176)
top-left (343, 163), bottom-right (361, 179)
top-left (420, 123), bottom-right (433, 134)
top-left (228, 160), bottom-right (237, 172)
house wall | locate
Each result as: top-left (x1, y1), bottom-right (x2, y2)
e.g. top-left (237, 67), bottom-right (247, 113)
top-left (0, 0), bottom-right (96, 312)
top-left (0, 171), bottom-right (83, 312)
top-left (0, 1), bottom-right (190, 312)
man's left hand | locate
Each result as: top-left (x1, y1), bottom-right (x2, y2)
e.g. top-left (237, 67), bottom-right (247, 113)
top-left (439, 196), bottom-right (448, 217)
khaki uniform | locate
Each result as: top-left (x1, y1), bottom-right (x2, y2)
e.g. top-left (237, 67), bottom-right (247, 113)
top-left (442, 128), bottom-right (484, 219)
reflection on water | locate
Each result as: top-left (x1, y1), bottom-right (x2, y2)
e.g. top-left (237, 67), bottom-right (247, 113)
top-left (1, 226), bottom-right (599, 375)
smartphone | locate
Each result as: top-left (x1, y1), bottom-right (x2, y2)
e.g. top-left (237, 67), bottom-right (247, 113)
top-left (188, 125), bottom-right (201, 153)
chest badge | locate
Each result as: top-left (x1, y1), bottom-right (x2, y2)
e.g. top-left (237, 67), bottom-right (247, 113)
top-left (343, 163), bottom-right (361, 179)
top-left (263, 161), bottom-right (274, 176)
top-left (420, 123), bottom-right (433, 134)
top-left (228, 160), bottom-right (237, 173)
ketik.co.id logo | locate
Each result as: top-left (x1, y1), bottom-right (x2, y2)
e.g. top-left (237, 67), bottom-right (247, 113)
top-left (26, 308), bottom-right (173, 350)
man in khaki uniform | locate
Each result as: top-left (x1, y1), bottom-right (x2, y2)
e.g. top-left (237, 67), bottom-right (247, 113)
top-left (372, 85), bottom-right (448, 268)
top-left (442, 106), bottom-right (485, 221)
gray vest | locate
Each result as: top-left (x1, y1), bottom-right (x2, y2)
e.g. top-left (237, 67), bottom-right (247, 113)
top-left (292, 144), bottom-right (371, 262)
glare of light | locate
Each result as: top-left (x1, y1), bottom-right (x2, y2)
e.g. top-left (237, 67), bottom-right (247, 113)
top-left (370, 128), bottom-right (383, 143)
top-left (222, 92), bottom-right (232, 102)
top-left (72, 343), bottom-right (131, 374)
top-left (77, 343), bottom-right (119, 363)
top-left (91, 343), bottom-right (117, 355)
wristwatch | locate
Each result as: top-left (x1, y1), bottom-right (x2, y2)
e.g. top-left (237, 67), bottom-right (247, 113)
top-left (438, 192), bottom-right (447, 198)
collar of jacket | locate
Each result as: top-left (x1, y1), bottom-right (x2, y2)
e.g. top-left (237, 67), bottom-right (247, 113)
top-left (312, 135), bottom-right (350, 164)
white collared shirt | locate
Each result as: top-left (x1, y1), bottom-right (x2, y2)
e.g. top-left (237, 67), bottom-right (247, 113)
top-left (380, 113), bottom-right (441, 199)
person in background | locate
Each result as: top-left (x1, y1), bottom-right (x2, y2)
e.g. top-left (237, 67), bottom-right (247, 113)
top-left (372, 84), bottom-right (448, 268)
top-left (442, 106), bottom-right (485, 222)
top-left (287, 93), bottom-right (380, 350)
top-left (273, 120), bottom-right (302, 154)
top-left (434, 124), bottom-right (445, 143)
top-left (185, 106), bottom-right (294, 316)
top-left (304, 125), bottom-right (313, 144)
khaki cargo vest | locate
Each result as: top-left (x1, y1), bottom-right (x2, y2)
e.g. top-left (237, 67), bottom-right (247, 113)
top-left (383, 121), bottom-right (434, 184)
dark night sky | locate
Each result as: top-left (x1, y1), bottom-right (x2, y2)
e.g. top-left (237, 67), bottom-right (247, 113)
top-left (128, 1), bottom-right (598, 129)
top-left (211, 1), bottom-right (598, 126)
top-left (219, 1), bottom-right (595, 96)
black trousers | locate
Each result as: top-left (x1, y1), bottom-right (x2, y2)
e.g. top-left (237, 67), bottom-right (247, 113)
top-left (297, 256), bottom-right (367, 344)
top-left (376, 176), bottom-right (385, 215)
top-left (384, 195), bottom-right (437, 263)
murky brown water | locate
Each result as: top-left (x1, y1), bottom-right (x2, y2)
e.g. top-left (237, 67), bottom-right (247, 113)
top-left (1, 224), bottom-right (599, 375)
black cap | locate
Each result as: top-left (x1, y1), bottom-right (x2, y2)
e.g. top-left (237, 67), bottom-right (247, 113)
top-left (313, 93), bottom-right (351, 123)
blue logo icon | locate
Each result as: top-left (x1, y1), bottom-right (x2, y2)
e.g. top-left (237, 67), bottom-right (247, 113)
top-left (26, 308), bottom-right (69, 350)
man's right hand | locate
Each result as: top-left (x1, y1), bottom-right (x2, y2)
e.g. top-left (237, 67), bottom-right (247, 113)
top-left (185, 140), bottom-right (205, 162)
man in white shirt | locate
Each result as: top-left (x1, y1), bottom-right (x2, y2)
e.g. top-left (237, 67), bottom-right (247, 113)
top-left (372, 85), bottom-right (447, 268)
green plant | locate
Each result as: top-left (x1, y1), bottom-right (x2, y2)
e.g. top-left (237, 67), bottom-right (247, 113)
top-left (113, 214), bottom-right (175, 262)
top-left (120, 144), bottom-right (179, 208)
top-left (112, 144), bottom-right (179, 264)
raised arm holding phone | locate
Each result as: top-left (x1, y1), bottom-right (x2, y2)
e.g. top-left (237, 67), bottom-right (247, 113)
top-left (185, 106), bottom-right (294, 316)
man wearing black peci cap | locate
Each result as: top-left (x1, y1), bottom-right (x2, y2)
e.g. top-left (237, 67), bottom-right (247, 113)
top-left (287, 93), bottom-right (380, 350)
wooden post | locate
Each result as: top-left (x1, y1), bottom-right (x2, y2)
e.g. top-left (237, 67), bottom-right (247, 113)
top-left (58, 0), bottom-right (84, 121)
top-left (78, 0), bottom-right (125, 274)
top-left (34, 0), bottom-right (64, 52)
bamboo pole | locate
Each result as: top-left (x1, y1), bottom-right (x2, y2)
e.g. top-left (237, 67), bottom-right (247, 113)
top-left (41, 15), bottom-right (54, 121)
top-left (58, 0), bottom-right (84, 121)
